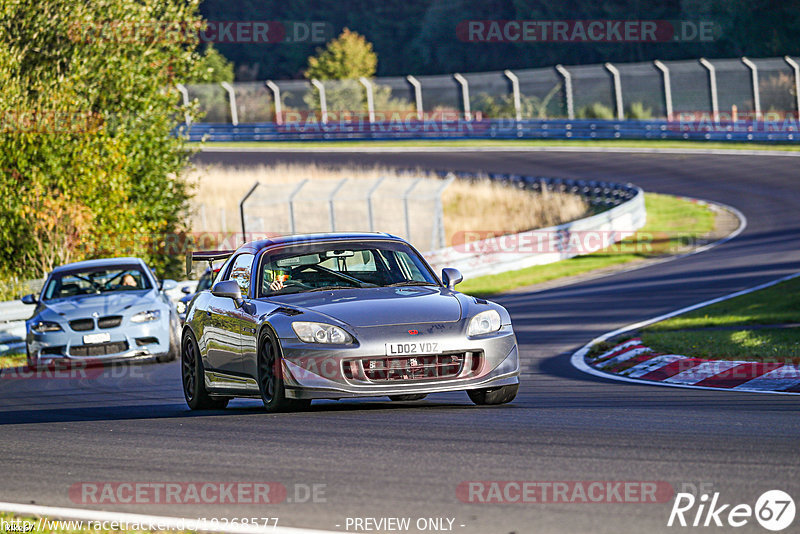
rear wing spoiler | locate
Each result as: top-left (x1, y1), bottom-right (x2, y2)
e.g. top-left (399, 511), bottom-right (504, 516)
top-left (186, 250), bottom-right (235, 278)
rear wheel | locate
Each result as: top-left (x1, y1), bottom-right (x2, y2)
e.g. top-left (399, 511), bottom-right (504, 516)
top-left (257, 329), bottom-right (311, 413)
top-left (388, 394), bottom-right (428, 401)
top-left (182, 331), bottom-right (229, 410)
top-left (467, 383), bottom-right (518, 406)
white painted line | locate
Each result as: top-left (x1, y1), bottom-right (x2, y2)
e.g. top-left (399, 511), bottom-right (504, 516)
top-left (570, 271), bottom-right (800, 395)
top-left (593, 338), bottom-right (642, 360)
top-left (597, 347), bottom-right (652, 369)
top-left (622, 355), bottom-right (686, 378)
top-left (663, 361), bottom-right (740, 385)
top-left (0, 502), bottom-right (337, 534)
top-left (198, 145), bottom-right (800, 158)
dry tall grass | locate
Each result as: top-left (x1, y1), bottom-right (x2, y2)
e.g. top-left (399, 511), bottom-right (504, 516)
top-left (187, 164), bottom-right (588, 248)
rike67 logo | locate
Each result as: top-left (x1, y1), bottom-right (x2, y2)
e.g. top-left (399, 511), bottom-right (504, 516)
top-left (668, 490), bottom-right (795, 531)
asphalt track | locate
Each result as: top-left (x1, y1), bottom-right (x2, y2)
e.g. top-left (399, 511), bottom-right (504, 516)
top-left (1, 149), bottom-right (799, 534)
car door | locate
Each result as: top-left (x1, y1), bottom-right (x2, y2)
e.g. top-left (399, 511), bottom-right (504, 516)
top-left (204, 253), bottom-right (253, 375)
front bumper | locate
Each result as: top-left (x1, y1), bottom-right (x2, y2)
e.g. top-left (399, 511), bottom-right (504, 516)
top-left (276, 324), bottom-right (519, 400)
top-left (26, 320), bottom-right (170, 366)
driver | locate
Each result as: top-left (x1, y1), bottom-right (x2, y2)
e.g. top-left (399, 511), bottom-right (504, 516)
top-left (268, 269), bottom-right (291, 291)
top-left (121, 274), bottom-right (138, 288)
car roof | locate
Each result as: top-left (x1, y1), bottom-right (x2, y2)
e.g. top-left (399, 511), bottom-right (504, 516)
top-left (236, 232), bottom-right (406, 254)
top-left (50, 257), bottom-right (147, 274)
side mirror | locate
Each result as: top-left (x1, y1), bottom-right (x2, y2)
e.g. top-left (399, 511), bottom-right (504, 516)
top-left (211, 280), bottom-right (244, 307)
top-left (21, 294), bottom-right (37, 305)
top-left (160, 279), bottom-right (178, 291)
top-left (441, 268), bottom-right (463, 290)
top-left (181, 286), bottom-right (192, 294)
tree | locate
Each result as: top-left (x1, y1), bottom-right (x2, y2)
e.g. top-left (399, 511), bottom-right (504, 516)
top-left (0, 0), bottom-right (211, 281)
top-left (305, 28), bottom-right (377, 80)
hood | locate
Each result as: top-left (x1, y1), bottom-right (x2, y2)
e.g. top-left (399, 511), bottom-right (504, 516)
top-left (267, 286), bottom-right (462, 327)
top-left (41, 290), bottom-right (159, 318)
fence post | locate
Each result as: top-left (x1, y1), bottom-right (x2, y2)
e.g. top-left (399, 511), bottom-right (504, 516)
top-left (653, 60), bottom-right (673, 120)
top-left (366, 177), bottom-right (385, 232)
top-left (406, 75), bottom-right (424, 121)
top-left (555, 65), bottom-right (574, 119)
top-left (432, 174), bottom-right (456, 250)
top-left (402, 178), bottom-right (423, 241)
top-left (175, 84), bottom-right (192, 126)
top-left (699, 58), bottom-right (719, 122)
top-left (503, 70), bottom-right (522, 122)
top-left (328, 179), bottom-right (347, 232)
top-left (785, 56), bottom-right (800, 119)
top-left (288, 180), bottom-right (308, 234)
top-left (604, 62), bottom-right (624, 120)
top-left (741, 57), bottom-right (761, 120)
top-left (310, 79), bottom-right (328, 124)
top-left (265, 80), bottom-right (282, 125)
top-left (220, 82), bottom-right (239, 126)
top-left (358, 77), bottom-right (375, 123)
top-left (453, 73), bottom-right (472, 121)
top-left (239, 182), bottom-right (261, 243)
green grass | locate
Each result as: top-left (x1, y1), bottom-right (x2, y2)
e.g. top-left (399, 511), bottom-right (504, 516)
top-left (639, 276), bottom-right (800, 364)
top-left (646, 276), bottom-right (800, 331)
top-left (0, 353), bottom-right (25, 368)
top-left (640, 329), bottom-right (800, 364)
top-left (456, 193), bottom-right (716, 296)
top-left (191, 139), bottom-right (800, 152)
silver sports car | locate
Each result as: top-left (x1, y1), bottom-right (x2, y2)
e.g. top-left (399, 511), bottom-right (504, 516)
top-left (182, 233), bottom-right (520, 411)
top-left (22, 257), bottom-right (181, 367)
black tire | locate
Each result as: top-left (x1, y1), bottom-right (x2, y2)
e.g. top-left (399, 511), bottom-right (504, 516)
top-left (157, 313), bottom-right (180, 363)
top-left (388, 394), bottom-right (428, 401)
top-left (181, 331), bottom-right (229, 410)
top-left (257, 329), bottom-right (311, 413)
top-left (467, 383), bottom-right (519, 406)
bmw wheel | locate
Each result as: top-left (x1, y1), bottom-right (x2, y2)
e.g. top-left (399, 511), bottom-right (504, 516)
top-left (388, 394), bottom-right (428, 401)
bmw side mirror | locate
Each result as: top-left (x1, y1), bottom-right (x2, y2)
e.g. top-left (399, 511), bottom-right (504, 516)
top-left (211, 280), bottom-right (244, 307)
top-left (441, 268), bottom-right (463, 289)
top-left (161, 279), bottom-right (178, 291)
top-left (181, 286), bottom-right (192, 294)
top-left (21, 294), bottom-right (37, 305)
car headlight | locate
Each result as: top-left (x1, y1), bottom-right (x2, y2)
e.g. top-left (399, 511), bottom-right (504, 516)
top-left (468, 310), bottom-right (502, 336)
top-left (31, 321), bottom-right (63, 333)
top-left (131, 310), bottom-right (161, 323)
top-left (175, 301), bottom-right (187, 315)
top-left (292, 321), bottom-right (353, 344)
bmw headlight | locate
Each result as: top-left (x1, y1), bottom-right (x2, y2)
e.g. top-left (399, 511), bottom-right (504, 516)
top-left (292, 321), bottom-right (353, 344)
top-left (175, 301), bottom-right (187, 315)
top-left (31, 320), bottom-right (63, 333)
top-left (468, 310), bottom-right (502, 336)
top-left (131, 310), bottom-right (161, 323)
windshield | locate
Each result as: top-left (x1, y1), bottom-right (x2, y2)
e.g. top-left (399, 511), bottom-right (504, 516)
top-left (42, 265), bottom-right (152, 300)
top-left (259, 241), bottom-right (438, 296)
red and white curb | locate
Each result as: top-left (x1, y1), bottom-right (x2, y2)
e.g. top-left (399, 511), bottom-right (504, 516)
top-left (588, 338), bottom-right (800, 392)
top-left (571, 272), bottom-right (800, 395)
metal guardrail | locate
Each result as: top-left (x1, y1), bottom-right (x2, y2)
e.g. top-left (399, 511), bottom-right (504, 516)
top-left (180, 118), bottom-right (800, 143)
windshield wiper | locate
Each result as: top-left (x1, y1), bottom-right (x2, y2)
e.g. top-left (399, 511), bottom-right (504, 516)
top-left (305, 285), bottom-right (361, 292)
top-left (385, 281), bottom-right (439, 287)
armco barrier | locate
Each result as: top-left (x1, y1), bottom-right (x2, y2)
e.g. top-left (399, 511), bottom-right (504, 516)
top-left (180, 118), bottom-right (800, 143)
top-left (420, 171), bottom-right (645, 278)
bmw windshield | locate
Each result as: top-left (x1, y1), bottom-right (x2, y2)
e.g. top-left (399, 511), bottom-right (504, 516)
top-left (259, 241), bottom-right (438, 296)
top-left (41, 265), bottom-right (152, 301)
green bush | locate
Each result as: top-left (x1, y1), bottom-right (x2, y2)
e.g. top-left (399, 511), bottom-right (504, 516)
top-left (626, 102), bottom-right (654, 120)
top-left (0, 0), bottom-right (214, 280)
top-left (576, 102), bottom-right (616, 119)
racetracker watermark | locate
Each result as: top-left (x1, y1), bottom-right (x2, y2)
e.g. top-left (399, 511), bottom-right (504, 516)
top-left (670, 113), bottom-right (800, 133)
top-left (457, 20), bottom-right (718, 43)
top-left (0, 360), bottom-right (145, 380)
top-left (0, 110), bottom-right (103, 134)
top-left (67, 21), bottom-right (332, 44)
top-left (68, 482), bottom-right (327, 505)
top-left (457, 481), bottom-right (674, 504)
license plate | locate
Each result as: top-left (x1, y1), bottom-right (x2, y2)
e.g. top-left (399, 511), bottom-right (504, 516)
top-left (83, 333), bottom-right (110, 344)
top-left (385, 341), bottom-right (440, 356)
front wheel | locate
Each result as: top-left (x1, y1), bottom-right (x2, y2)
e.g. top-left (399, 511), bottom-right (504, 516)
top-left (467, 383), bottom-right (518, 406)
top-left (182, 331), bottom-right (229, 410)
top-left (157, 313), bottom-right (180, 363)
top-left (257, 330), bottom-right (311, 413)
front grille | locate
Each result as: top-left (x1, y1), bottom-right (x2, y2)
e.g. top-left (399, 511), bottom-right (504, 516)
top-left (98, 315), bottom-right (122, 328)
top-left (69, 318), bottom-right (94, 331)
top-left (70, 341), bottom-right (128, 357)
top-left (348, 351), bottom-right (481, 382)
